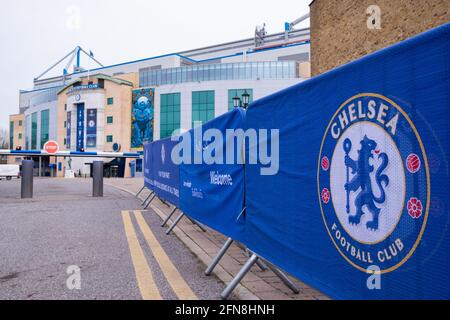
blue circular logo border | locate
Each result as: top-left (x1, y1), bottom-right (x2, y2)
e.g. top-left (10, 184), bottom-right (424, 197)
top-left (317, 93), bottom-right (430, 273)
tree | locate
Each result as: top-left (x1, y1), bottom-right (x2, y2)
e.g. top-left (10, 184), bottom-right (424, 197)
top-left (0, 127), bottom-right (9, 149)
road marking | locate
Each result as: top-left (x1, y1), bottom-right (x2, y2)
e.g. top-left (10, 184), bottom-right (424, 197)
top-left (121, 211), bottom-right (161, 300)
top-left (134, 210), bottom-right (198, 300)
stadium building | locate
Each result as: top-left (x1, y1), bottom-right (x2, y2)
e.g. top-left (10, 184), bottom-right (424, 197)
top-left (9, 25), bottom-right (311, 178)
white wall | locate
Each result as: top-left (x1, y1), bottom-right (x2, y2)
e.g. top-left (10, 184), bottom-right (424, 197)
top-left (153, 78), bottom-right (304, 140)
top-left (221, 43), bottom-right (310, 63)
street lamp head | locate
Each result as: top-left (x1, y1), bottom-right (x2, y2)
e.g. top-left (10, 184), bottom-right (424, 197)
top-left (233, 95), bottom-right (241, 108)
top-left (242, 90), bottom-right (250, 108)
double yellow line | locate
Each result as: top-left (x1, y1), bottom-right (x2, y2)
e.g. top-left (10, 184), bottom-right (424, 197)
top-left (122, 210), bottom-right (197, 300)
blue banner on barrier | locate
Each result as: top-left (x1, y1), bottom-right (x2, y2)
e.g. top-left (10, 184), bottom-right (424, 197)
top-left (179, 108), bottom-right (246, 241)
top-left (151, 138), bottom-right (180, 207)
top-left (144, 142), bottom-right (153, 190)
top-left (245, 23), bottom-right (450, 299)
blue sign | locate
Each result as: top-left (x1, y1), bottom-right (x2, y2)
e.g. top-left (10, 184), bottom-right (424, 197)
top-left (179, 109), bottom-right (246, 241)
top-left (244, 22), bottom-right (450, 299)
top-left (144, 142), bottom-right (154, 190)
top-left (86, 109), bottom-right (97, 148)
top-left (68, 83), bottom-right (99, 94)
top-left (76, 103), bottom-right (85, 151)
top-left (66, 111), bottom-right (71, 149)
top-left (151, 138), bottom-right (180, 207)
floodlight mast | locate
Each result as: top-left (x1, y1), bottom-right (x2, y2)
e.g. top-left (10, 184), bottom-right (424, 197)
top-left (284, 12), bottom-right (310, 41)
top-left (34, 46), bottom-right (104, 82)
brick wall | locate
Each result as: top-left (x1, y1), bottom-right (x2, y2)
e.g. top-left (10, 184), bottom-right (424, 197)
top-left (310, 0), bottom-right (450, 76)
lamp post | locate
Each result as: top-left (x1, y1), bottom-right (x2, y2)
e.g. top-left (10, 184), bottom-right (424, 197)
top-left (233, 95), bottom-right (241, 109)
top-left (242, 90), bottom-right (250, 109)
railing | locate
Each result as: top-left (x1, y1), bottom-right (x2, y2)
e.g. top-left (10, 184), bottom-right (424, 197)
top-left (139, 61), bottom-right (299, 87)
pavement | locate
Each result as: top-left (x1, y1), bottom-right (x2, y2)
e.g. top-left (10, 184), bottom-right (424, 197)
top-left (106, 177), bottom-right (329, 301)
top-left (0, 178), bottom-right (230, 300)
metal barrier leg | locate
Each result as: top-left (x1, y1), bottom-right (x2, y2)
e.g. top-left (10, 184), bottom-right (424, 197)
top-left (205, 238), bottom-right (234, 276)
top-left (159, 198), bottom-right (171, 208)
top-left (161, 207), bottom-right (177, 227)
top-left (221, 254), bottom-right (259, 300)
top-left (136, 186), bottom-right (145, 198)
top-left (142, 192), bottom-right (153, 206)
top-left (166, 212), bottom-right (185, 235)
top-left (143, 194), bottom-right (156, 210)
top-left (187, 217), bottom-right (207, 232)
top-left (245, 249), bottom-right (268, 271)
top-left (265, 261), bottom-right (299, 294)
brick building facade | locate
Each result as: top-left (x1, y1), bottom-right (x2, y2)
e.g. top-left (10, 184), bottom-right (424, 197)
top-left (310, 0), bottom-right (450, 75)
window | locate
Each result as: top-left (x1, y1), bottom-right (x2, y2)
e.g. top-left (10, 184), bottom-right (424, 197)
top-left (18, 120), bottom-right (22, 126)
top-left (107, 116), bottom-right (114, 124)
top-left (106, 135), bottom-right (113, 143)
top-left (64, 138), bottom-right (67, 145)
top-left (9, 121), bottom-right (14, 149)
top-left (26, 115), bottom-right (30, 150)
top-left (107, 97), bottom-right (114, 105)
top-left (192, 91), bottom-right (215, 127)
top-left (31, 112), bottom-right (38, 150)
top-left (228, 89), bottom-right (254, 111)
top-left (64, 121), bottom-right (67, 128)
top-left (40, 110), bottom-right (50, 148)
top-left (160, 93), bottom-right (181, 138)
top-left (18, 133), bottom-right (22, 140)
top-left (64, 104), bottom-right (67, 111)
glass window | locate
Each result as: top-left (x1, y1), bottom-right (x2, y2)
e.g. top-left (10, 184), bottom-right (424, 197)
top-left (192, 91), bottom-right (215, 127)
top-left (107, 116), bottom-right (113, 124)
top-left (40, 109), bottom-right (50, 148)
top-left (18, 133), bottom-right (22, 140)
top-left (26, 115), bottom-right (30, 150)
top-left (31, 112), bottom-right (38, 150)
top-left (160, 93), bottom-right (181, 139)
top-left (228, 89), bottom-right (253, 111)
top-left (18, 120), bottom-right (23, 126)
top-left (107, 97), bottom-right (114, 105)
top-left (106, 135), bottom-right (113, 143)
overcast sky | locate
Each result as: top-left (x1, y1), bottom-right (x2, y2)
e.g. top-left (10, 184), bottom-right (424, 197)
top-left (0, 0), bottom-right (311, 130)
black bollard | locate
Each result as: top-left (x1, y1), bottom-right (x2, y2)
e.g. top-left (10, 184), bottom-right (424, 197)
top-left (21, 160), bottom-right (34, 199)
top-left (92, 161), bottom-right (104, 197)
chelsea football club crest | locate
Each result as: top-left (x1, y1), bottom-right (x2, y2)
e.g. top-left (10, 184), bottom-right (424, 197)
top-left (318, 93), bottom-right (430, 273)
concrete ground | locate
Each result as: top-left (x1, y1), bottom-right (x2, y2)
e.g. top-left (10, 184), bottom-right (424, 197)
top-left (107, 178), bottom-right (329, 301)
top-left (0, 178), bottom-right (230, 300)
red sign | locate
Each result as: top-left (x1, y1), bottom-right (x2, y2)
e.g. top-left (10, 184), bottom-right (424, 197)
top-left (44, 141), bottom-right (59, 155)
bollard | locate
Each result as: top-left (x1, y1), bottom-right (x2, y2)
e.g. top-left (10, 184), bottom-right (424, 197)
top-left (92, 161), bottom-right (104, 197)
top-left (21, 160), bottom-right (34, 199)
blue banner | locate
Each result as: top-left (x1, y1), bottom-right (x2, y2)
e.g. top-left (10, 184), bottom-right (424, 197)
top-left (86, 109), bottom-right (97, 148)
top-left (244, 22), bottom-right (450, 299)
top-left (151, 138), bottom-right (180, 207)
top-left (179, 108), bottom-right (246, 241)
top-left (144, 142), bottom-right (154, 190)
top-left (66, 111), bottom-right (71, 149)
top-left (76, 103), bottom-right (85, 151)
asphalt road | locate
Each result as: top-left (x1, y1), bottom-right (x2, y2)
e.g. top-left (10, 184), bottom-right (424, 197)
top-left (0, 178), bottom-right (228, 300)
